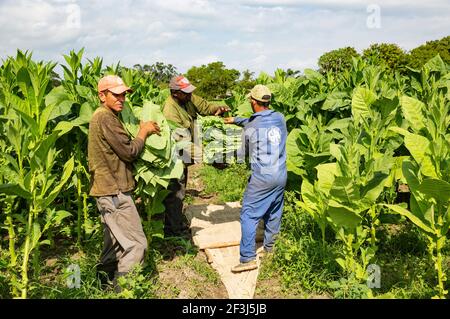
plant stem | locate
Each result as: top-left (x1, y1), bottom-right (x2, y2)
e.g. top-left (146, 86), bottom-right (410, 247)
top-left (21, 205), bottom-right (34, 299)
top-left (435, 236), bottom-right (447, 298)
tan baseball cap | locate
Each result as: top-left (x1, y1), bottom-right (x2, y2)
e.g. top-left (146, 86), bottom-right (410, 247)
top-left (169, 75), bottom-right (196, 93)
top-left (248, 84), bottom-right (271, 103)
top-left (98, 75), bottom-right (132, 94)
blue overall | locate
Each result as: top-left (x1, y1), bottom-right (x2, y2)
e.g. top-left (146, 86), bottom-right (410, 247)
top-left (234, 110), bottom-right (287, 263)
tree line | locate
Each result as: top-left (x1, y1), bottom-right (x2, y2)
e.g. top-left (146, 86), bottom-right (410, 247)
top-left (114, 35), bottom-right (450, 100)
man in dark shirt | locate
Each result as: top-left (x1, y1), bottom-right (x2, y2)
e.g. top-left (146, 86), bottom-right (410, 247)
top-left (88, 75), bottom-right (160, 288)
top-left (161, 75), bottom-right (229, 236)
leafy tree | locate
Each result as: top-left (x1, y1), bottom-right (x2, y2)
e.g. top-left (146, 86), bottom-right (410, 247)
top-left (362, 43), bottom-right (409, 72)
top-left (133, 62), bottom-right (178, 85)
top-left (285, 68), bottom-right (301, 78)
top-left (318, 47), bottom-right (360, 74)
top-left (408, 36), bottom-right (450, 69)
top-left (186, 62), bottom-right (240, 99)
top-left (236, 69), bottom-right (256, 91)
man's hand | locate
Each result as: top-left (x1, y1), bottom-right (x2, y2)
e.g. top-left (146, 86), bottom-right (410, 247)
top-left (137, 120), bottom-right (161, 141)
top-left (214, 106), bottom-right (231, 116)
top-left (224, 117), bottom-right (235, 124)
top-left (141, 120), bottom-right (161, 135)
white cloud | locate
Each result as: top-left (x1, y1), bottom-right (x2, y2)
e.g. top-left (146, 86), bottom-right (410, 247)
top-left (153, 0), bottom-right (216, 17)
top-left (0, 0), bottom-right (448, 75)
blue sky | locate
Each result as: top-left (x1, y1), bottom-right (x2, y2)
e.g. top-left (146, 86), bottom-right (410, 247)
top-left (0, 0), bottom-right (449, 75)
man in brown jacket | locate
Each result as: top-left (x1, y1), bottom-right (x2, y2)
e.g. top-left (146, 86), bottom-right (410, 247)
top-left (88, 75), bottom-right (160, 288)
top-left (162, 75), bottom-right (229, 236)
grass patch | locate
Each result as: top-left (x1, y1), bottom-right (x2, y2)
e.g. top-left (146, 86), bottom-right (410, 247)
top-left (170, 254), bottom-right (221, 285)
top-left (199, 163), bottom-right (250, 203)
top-left (272, 191), bottom-right (341, 297)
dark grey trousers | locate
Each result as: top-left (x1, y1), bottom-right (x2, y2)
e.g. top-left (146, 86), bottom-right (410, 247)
top-left (163, 166), bottom-right (189, 236)
top-left (96, 191), bottom-right (147, 273)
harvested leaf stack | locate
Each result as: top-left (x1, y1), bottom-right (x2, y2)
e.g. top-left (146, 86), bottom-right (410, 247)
top-left (121, 100), bottom-right (184, 197)
top-left (197, 115), bottom-right (243, 164)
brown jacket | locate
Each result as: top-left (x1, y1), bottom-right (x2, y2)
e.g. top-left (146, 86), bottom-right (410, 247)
top-left (88, 106), bottom-right (144, 196)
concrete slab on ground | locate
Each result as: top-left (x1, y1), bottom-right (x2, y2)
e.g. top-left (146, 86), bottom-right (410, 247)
top-left (185, 202), bottom-right (264, 299)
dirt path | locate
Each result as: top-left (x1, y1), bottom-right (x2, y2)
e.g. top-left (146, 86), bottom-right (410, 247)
top-left (154, 164), bottom-right (290, 299)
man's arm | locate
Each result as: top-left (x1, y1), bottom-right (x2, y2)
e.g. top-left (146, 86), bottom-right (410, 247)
top-left (191, 94), bottom-right (229, 116)
top-left (224, 117), bottom-right (249, 127)
top-left (102, 116), bottom-right (159, 163)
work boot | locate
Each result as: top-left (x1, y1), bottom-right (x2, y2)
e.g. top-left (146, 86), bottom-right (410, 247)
top-left (96, 262), bottom-right (117, 289)
top-left (231, 259), bottom-right (258, 273)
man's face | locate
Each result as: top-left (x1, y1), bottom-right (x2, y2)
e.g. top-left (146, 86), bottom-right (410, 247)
top-left (100, 90), bottom-right (126, 113)
top-left (173, 90), bottom-right (192, 105)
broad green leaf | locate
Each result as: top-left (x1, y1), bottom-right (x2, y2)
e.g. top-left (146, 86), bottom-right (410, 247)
top-left (335, 258), bottom-right (346, 271)
top-left (418, 179), bottom-right (450, 203)
top-left (326, 118), bottom-right (351, 131)
top-left (400, 96), bottom-right (426, 132)
top-left (33, 132), bottom-right (59, 168)
top-left (402, 160), bottom-right (420, 190)
top-left (322, 92), bottom-right (349, 111)
top-left (78, 102), bottom-right (95, 123)
top-left (287, 159), bottom-right (305, 176)
top-left (1, 152), bottom-right (20, 173)
top-left (75, 85), bottom-right (93, 100)
top-left (140, 101), bottom-right (169, 150)
top-left (286, 129), bottom-right (301, 157)
top-left (0, 184), bottom-right (32, 199)
top-left (237, 102), bottom-right (252, 118)
top-left (351, 87), bottom-right (377, 122)
top-left (402, 160), bottom-right (434, 217)
top-left (54, 121), bottom-right (77, 136)
top-left (13, 108), bottom-right (39, 136)
top-left (296, 200), bottom-right (317, 216)
top-left (301, 179), bottom-right (318, 212)
top-left (149, 189), bottom-right (171, 216)
top-left (404, 134), bottom-right (435, 178)
top-left (304, 69), bottom-right (324, 82)
top-left (43, 157), bottom-right (74, 208)
top-left (50, 100), bottom-right (74, 121)
top-left (374, 96), bottom-right (398, 119)
top-left (53, 210), bottom-right (73, 225)
top-left (315, 163), bottom-right (337, 194)
top-left (423, 204), bottom-right (435, 228)
top-left (31, 222), bottom-right (42, 251)
top-left (390, 127), bottom-right (436, 177)
top-left (39, 103), bottom-right (57, 136)
top-left (327, 201), bottom-right (362, 230)
top-left (151, 220), bottom-right (165, 239)
top-left (45, 86), bottom-right (74, 121)
top-left (423, 54), bottom-right (447, 73)
top-left (303, 152), bottom-right (330, 172)
top-left (382, 204), bottom-right (433, 234)
top-left (362, 172), bottom-right (389, 203)
top-left (330, 176), bottom-right (360, 204)
top-left (329, 143), bottom-right (341, 161)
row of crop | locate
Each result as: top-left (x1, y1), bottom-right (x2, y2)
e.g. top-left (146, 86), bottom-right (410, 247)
top-left (0, 49), bottom-right (181, 298)
top-left (246, 56), bottom-right (449, 298)
top-left (0, 49), bottom-right (449, 298)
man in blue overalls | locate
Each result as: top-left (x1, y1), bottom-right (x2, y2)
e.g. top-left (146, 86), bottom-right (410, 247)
top-left (224, 84), bottom-right (287, 272)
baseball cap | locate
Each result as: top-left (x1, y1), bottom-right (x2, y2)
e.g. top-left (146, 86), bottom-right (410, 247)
top-left (98, 75), bottom-right (132, 94)
top-left (248, 84), bottom-right (271, 103)
top-left (169, 75), bottom-right (196, 93)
